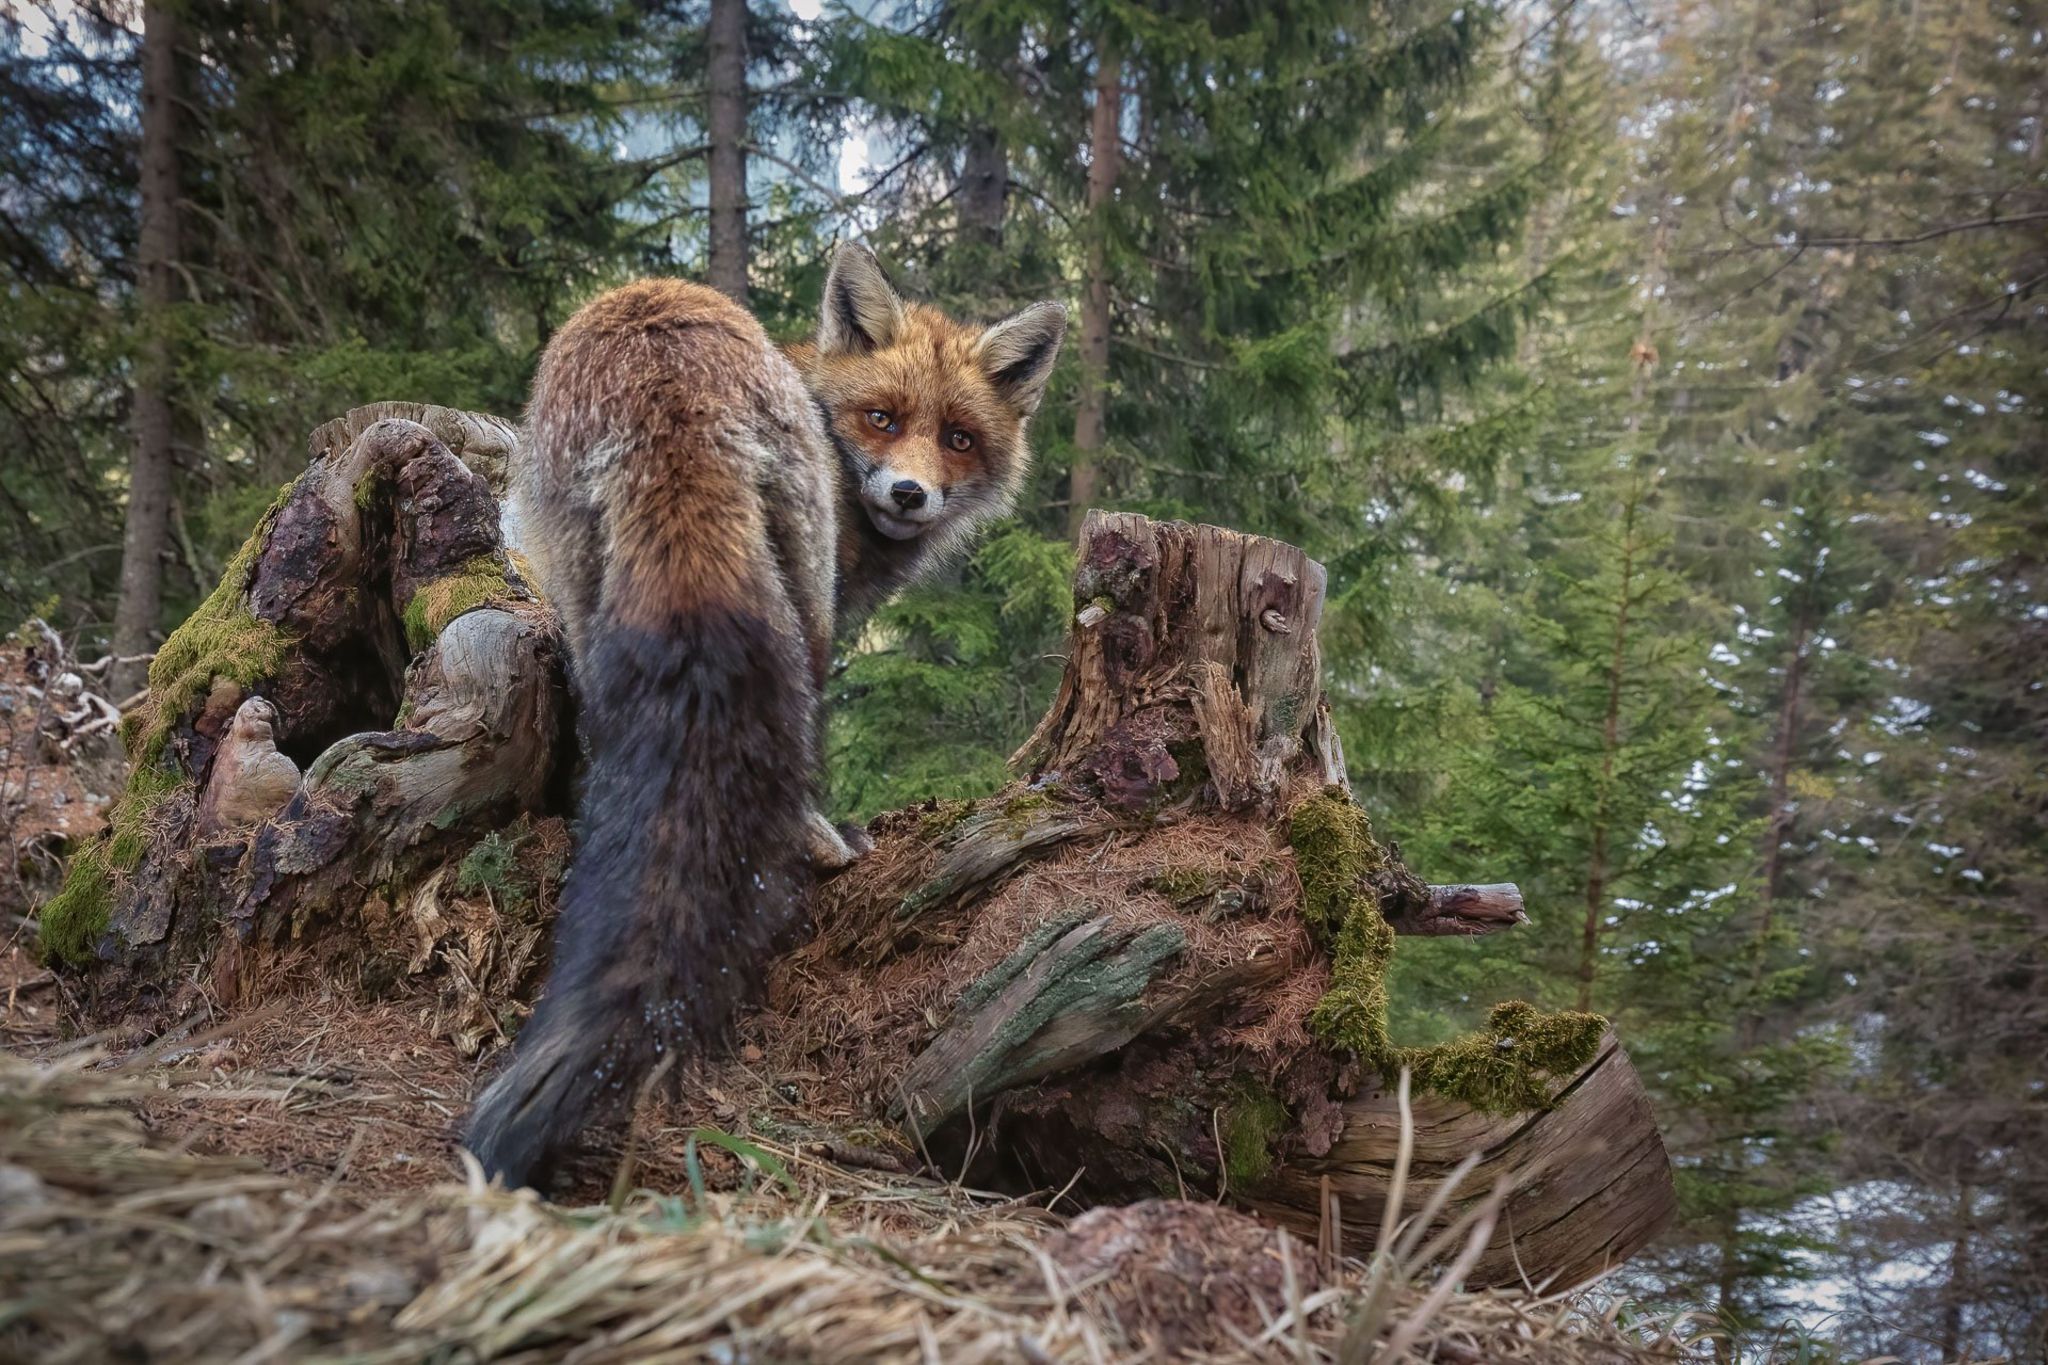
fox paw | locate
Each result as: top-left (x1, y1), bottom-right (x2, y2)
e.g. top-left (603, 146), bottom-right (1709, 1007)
top-left (803, 810), bottom-right (875, 872)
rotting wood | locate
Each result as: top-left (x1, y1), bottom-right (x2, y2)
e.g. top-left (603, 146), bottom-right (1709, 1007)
top-left (893, 806), bottom-right (1105, 925)
top-left (1012, 511), bottom-right (1346, 808)
top-left (775, 512), bottom-right (1674, 1288)
top-left (51, 404), bottom-right (566, 1025)
top-left (48, 442), bottom-right (1674, 1290)
top-left (893, 913), bottom-right (1188, 1131)
top-left (1241, 1032), bottom-right (1678, 1289)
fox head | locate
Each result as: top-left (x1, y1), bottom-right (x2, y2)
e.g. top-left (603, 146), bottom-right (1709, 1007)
top-left (796, 242), bottom-right (1065, 550)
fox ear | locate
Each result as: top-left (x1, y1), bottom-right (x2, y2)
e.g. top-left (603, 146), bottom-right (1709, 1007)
top-left (818, 242), bottom-right (906, 356)
top-left (977, 301), bottom-right (1066, 416)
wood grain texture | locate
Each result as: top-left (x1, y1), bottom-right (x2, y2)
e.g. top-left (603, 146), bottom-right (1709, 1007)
top-left (1242, 1032), bottom-right (1677, 1288)
top-left (1013, 511), bottom-right (1345, 810)
top-left (90, 409), bottom-right (565, 1000)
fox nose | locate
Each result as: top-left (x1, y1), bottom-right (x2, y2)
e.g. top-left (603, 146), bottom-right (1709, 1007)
top-left (890, 479), bottom-right (928, 512)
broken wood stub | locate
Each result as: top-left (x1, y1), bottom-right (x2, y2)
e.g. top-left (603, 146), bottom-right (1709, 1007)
top-left (1013, 511), bottom-right (1347, 813)
top-left (1242, 1031), bottom-right (1677, 1288)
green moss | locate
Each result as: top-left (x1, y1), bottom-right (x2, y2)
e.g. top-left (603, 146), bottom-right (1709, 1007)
top-left (11, 595), bottom-right (59, 645)
top-left (38, 764), bottom-right (185, 965)
top-left (124, 482), bottom-right (298, 773)
top-left (1221, 1079), bottom-right (1290, 1188)
top-left (46, 483), bottom-right (305, 967)
top-left (352, 467), bottom-right (383, 511)
top-left (402, 554), bottom-right (513, 653)
top-left (916, 799), bottom-right (974, 840)
top-left (1403, 1002), bottom-right (1608, 1115)
top-left (997, 790), bottom-right (1055, 832)
top-left (1289, 787), bottom-right (1391, 941)
top-left (1305, 880), bottom-right (1398, 1063)
top-left (1151, 866), bottom-right (1219, 903)
top-left (457, 830), bottom-right (530, 906)
top-left (104, 765), bottom-right (182, 867)
top-left (1288, 787), bottom-right (1605, 1115)
top-left (37, 844), bottom-right (115, 965)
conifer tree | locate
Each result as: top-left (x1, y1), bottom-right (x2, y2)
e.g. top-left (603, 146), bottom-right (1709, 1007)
top-left (1, 0), bottom-right (669, 633)
top-left (823, 0), bottom-right (1552, 816)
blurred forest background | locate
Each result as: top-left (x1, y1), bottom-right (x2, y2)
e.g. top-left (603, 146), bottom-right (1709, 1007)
top-left (1, 0), bottom-right (2041, 1357)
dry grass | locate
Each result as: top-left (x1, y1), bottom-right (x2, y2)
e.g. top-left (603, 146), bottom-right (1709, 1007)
top-left (0, 1042), bottom-right (1708, 1364)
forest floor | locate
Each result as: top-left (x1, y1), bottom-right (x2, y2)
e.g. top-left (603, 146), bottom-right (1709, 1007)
top-left (0, 642), bottom-right (1701, 1364)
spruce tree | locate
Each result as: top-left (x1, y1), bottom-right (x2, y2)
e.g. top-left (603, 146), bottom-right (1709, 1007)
top-left (822, 0), bottom-right (1552, 817)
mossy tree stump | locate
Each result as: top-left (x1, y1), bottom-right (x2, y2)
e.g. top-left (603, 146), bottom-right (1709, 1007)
top-left (43, 425), bottom-right (1674, 1290)
top-left (721, 512), bottom-right (1676, 1290)
top-left (42, 405), bottom-right (568, 1027)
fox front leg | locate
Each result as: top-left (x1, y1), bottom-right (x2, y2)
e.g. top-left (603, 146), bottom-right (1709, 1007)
top-left (802, 807), bottom-right (875, 872)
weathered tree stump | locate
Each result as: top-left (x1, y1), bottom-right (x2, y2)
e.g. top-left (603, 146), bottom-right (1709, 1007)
top-left (1013, 510), bottom-right (1350, 805)
top-left (40, 405), bottom-right (567, 1033)
top-left (721, 511), bottom-right (1674, 1289)
top-left (42, 418), bottom-right (1674, 1291)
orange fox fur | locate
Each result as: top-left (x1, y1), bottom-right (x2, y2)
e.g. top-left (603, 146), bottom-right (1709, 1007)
top-left (463, 244), bottom-right (1064, 1188)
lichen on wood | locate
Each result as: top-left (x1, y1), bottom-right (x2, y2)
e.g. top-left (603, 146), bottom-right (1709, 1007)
top-left (895, 911), bottom-right (1191, 1130)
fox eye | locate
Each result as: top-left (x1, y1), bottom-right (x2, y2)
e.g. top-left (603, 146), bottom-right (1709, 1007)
top-left (865, 409), bottom-right (896, 433)
top-left (946, 429), bottom-right (976, 453)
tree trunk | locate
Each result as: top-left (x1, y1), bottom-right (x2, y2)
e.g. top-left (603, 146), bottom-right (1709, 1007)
top-left (51, 450), bottom-right (1675, 1291)
top-left (1066, 41), bottom-right (1121, 541)
top-left (958, 126), bottom-right (1007, 247)
top-left (705, 0), bottom-right (750, 305)
top-left (952, 15), bottom-right (1011, 250)
top-left (1758, 610), bottom-right (1810, 909)
top-left (110, 2), bottom-right (184, 697)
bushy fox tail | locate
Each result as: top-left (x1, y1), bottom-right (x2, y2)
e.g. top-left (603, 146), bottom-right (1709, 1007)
top-left (463, 477), bottom-right (816, 1189)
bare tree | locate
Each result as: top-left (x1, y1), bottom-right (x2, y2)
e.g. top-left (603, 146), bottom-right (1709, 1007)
top-left (705, 0), bottom-right (749, 304)
top-left (1066, 39), bottom-right (1120, 541)
top-left (109, 2), bottom-right (183, 696)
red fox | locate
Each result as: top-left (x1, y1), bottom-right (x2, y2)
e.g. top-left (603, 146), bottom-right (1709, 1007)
top-left (463, 244), bottom-right (1065, 1187)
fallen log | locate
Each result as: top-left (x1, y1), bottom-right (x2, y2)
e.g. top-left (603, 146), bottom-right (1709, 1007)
top-left (39, 405), bottom-right (1674, 1290)
top-left (747, 511), bottom-right (1675, 1290)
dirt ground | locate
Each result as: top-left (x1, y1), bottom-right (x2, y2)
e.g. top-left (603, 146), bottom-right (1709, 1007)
top-left (0, 631), bottom-right (510, 1199)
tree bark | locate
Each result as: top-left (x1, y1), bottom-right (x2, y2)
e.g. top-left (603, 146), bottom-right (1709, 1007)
top-left (55, 463), bottom-right (1675, 1291)
top-left (705, 0), bottom-right (750, 305)
top-left (110, 2), bottom-right (184, 696)
top-left (1066, 40), bottom-right (1122, 541)
top-left (958, 126), bottom-right (1007, 247)
top-left (1758, 610), bottom-right (1810, 909)
top-left (54, 405), bottom-right (561, 1027)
